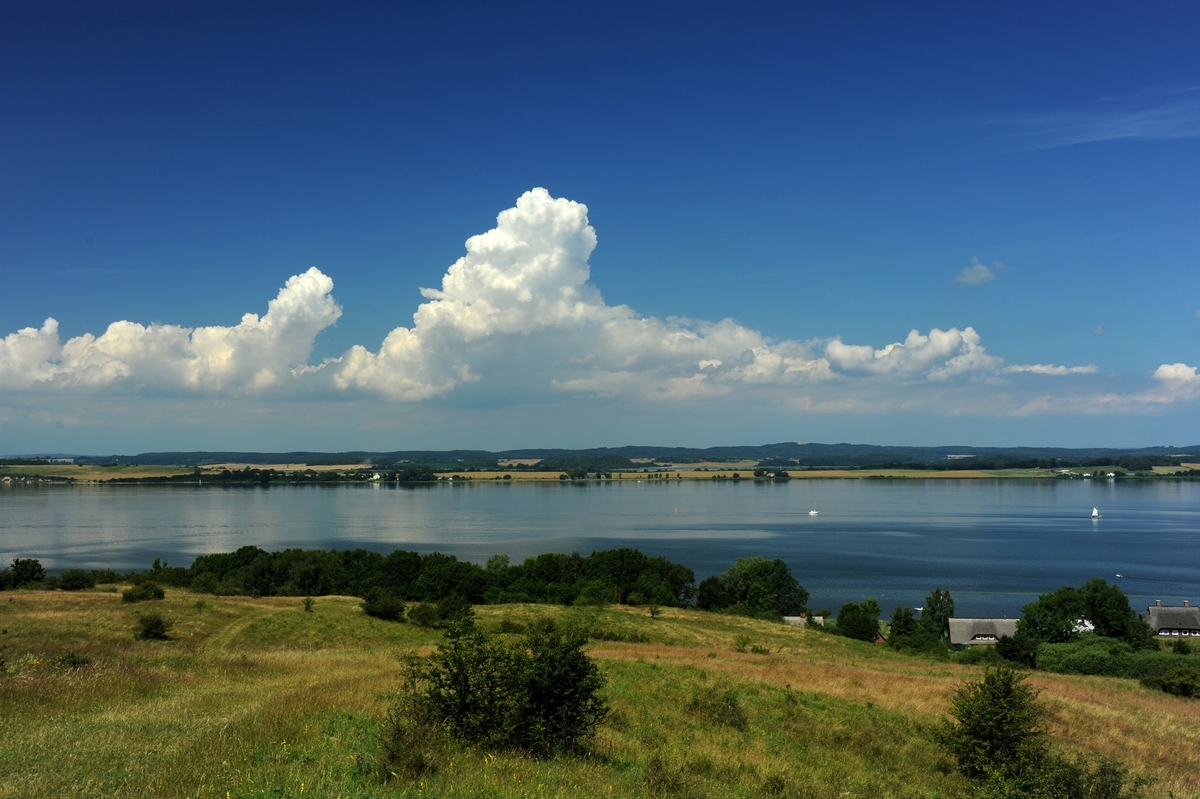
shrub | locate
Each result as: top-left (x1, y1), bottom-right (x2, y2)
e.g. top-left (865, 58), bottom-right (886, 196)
top-left (497, 618), bottom-right (526, 634)
top-left (956, 645), bottom-right (1005, 666)
top-left (836, 599), bottom-right (882, 642)
top-left (10, 558), bottom-right (45, 587)
top-left (408, 602), bottom-right (440, 628)
top-left (936, 665), bottom-right (1046, 782)
top-left (58, 569), bottom-right (96, 591)
top-left (436, 593), bottom-right (473, 623)
top-left (398, 618), bottom-right (607, 754)
top-left (303, 596), bottom-right (315, 612)
top-left (1171, 639), bottom-right (1192, 655)
top-left (122, 582), bottom-right (165, 603)
top-left (1036, 636), bottom-right (1179, 680)
top-left (1142, 662), bottom-right (1200, 698)
top-left (362, 590), bottom-right (405, 622)
top-left (190, 572), bottom-right (219, 594)
top-left (134, 612), bottom-right (173, 640)
top-left (0, 569), bottom-right (11, 591)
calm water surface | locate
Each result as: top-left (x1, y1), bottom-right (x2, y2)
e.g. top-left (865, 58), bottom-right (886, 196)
top-left (2, 479), bottom-right (1197, 617)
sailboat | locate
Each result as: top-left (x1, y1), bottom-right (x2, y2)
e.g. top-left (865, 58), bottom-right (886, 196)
top-left (809, 503), bottom-right (819, 516)
top-left (1091, 507), bottom-right (1102, 519)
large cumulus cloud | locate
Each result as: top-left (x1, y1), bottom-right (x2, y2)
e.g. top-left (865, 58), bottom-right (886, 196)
top-left (0, 268), bottom-right (340, 393)
top-left (0, 188), bottom-right (1157, 413)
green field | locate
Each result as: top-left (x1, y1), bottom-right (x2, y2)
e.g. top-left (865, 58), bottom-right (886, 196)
top-left (1, 590), bottom-right (1198, 798)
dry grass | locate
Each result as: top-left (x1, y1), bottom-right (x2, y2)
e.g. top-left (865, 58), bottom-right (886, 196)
top-left (1, 592), bottom-right (1197, 798)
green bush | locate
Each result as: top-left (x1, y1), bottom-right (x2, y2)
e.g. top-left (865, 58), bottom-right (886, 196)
top-left (57, 569), bottom-right (96, 591)
top-left (836, 599), bottom-right (882, 642)
top-left (936, 665), bottom-right (1046, 782)
top-left (1036, 636), bottom-right (1179, 680)
top-left (956, 645), bottom-right (1006, 666)
top-left (398, 618), bottom-right (607, 754)
top-left (134, 612), bottom-right (173, 640)
top-left (436, 593), bottom-right (473, 623)
top-left (361, 590), bottom-right (406, 622)
top-left (1141, 662), bottom-right (1200, 698)
top-left (407, 602), bottom-right (440, 628)
top-left (0, 569), bottom-right (12, 591)
top-left (122, 582), bottom-right (165, 603)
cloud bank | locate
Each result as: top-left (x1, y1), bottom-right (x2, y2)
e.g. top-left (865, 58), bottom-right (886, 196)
top-left (1, 189), bottom-right (1191, 417)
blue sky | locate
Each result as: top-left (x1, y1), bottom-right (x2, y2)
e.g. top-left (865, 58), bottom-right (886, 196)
top-left (2, 1), bottom-right (1198, 453)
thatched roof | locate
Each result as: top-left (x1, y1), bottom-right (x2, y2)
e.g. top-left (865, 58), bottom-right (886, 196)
top-left (948, 618), bottom-right (1018, 646)
top-left (1141, 605), bottom-right (1200, 633)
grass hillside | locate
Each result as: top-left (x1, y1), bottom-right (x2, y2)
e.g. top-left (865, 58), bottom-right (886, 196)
top-left (1, 589), bottom-right (1197, 799)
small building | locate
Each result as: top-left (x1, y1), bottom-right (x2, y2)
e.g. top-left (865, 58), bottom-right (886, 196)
top-left (949, 618), bottom-right (1018, 648)
top-left (1140, 601), bottom-right (1200, 638)
top-left (783, 614), bottom-right (823, 627)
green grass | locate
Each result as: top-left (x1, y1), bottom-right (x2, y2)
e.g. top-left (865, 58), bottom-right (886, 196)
top-left (1, 590), bottom-right (1198, 798)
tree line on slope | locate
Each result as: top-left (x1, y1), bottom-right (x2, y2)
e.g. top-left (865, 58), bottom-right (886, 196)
top-left (1, 549), bottom-right (808, 619)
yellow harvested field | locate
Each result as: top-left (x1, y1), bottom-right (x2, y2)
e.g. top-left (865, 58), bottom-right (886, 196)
top-left (201, 462), bottom-right (365, 472)
top-left (441, 471), bottom-right (567, 480)
top-left (0, 464), bottom-right (194, 481)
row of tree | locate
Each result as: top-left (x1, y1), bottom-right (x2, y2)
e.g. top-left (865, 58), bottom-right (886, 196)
top-left (2, 549), bottom-right (815, 620)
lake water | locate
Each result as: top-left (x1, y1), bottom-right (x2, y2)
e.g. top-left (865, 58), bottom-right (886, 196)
top-left (2, 479), bottom-right (1198, 617)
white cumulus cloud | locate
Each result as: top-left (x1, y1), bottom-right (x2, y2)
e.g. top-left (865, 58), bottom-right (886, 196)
top-left (0, 268), bottom-right (341, 393)
top-left (1, 188), bottom-right (1173, 418)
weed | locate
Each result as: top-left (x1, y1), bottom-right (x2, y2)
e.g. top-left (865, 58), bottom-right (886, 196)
top-left (733, 633), bottom-right (751, 653)
top-left (688, 685), bottom-right (749, 731)
top-left (376, 696), bottom-right (443, 781)
top-left (750, 644), bottom-right (771, 655)
top-left (643, 752), bottom-right (694, 798)
top-left (56, 650), bottom-right (91, 669)
top-left (497, 618), bottom-right (526, 634)
top-left (302, 596), bottom-right (315, 612)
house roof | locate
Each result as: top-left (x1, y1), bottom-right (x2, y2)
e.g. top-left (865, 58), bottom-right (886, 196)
top-left (948, 618), bottom-right (1018, 645)
top-left (1140, 606), bottom-right (1200, 631)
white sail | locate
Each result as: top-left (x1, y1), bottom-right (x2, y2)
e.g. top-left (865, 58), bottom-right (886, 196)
top-left (1092, 507), bottom-right (1101, 519)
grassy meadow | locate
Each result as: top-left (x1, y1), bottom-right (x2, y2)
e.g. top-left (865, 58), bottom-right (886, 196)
top-left (1, 589), bottom-right (1198, 799)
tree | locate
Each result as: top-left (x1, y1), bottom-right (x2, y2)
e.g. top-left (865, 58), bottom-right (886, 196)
top-left (922, 588), bottom-right (955, 639)
top-left (837, 599), bottom-right (882, 641)
top-left (704, 557), bottom-right (808, 617)
top-left (937, 665), bottom-right (1047, 782)
top-left (401, 618), bottom-right (607, 754)
top-left (890, 605), bottom-right (919, 638)
top-left (1078, 578), bottom-right (1157, 649)
top-left (10, 557), bottom-right (45, 587)
top-left (1019, 586), bottom-right (1084, 644)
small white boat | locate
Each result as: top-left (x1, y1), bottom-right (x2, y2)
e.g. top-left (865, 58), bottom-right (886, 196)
top-left (1092, 507), bottom-right (1102, 519)
top-left (809, 509), bottom-right (819, 516)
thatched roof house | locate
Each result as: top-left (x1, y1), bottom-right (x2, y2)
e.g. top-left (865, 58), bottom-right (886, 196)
top-left (1140, 601), bottom-right (1200, 637)
top-left (948, 618), bottom-right (1018, 647)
